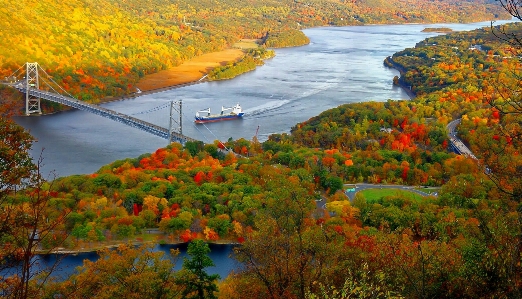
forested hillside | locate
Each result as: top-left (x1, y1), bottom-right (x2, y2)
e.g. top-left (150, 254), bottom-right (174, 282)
top-left (382, 22), bottom-right (522, 197)
top-left (280, 22), bottom-right (522, 198)
top-left (0, 0), bottom-right (509, 104)
top-left (2, 1), bottom-right (522, 298)
top-left (0, 116), bottom-right (514, 297)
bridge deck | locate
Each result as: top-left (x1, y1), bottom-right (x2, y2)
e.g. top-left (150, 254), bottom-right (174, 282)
top-left (12, 85), bottom-right (198, 144)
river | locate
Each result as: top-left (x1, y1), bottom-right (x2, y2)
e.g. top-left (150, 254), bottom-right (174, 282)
top-left (28, 243), bottom-right (238, 281)
top-left (12, 20), bottom-right (514, 178)
top-left (12, 20), bottom-right (516, 278)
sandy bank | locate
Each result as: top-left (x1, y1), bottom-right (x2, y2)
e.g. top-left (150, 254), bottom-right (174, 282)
top-left (136, 49), bottom-right (245, 92)
top-left (97, 48), bottom-right (245, 104)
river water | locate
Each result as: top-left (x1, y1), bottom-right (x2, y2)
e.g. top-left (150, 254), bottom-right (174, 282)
top-left (12, 20), bottom-right (516, 278)
top-left (29, 243), bottom-right (238, 281)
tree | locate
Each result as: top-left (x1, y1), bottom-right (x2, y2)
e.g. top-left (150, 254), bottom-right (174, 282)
top-left (233, 187), bottom-right (331, 299)
top-left (159, 216), bottom-right (191, 241)
top-left (185, 141), bottom-right (205, 157)
top-left (460, 4), bottom-right (522, 295)
top-left (0, 164), bottom-right (68, 299)
top-left (46, 244), bottom-right (181, 298)
top-left (305, 263), bottom-right (402, 299)
top-left (177, 240), bottom-right (220, 299)
top-left (487, 2), bottom-right (522, 199)
top-left (0, 96), bottom-right (35, 202)
top-left (0, 96), bottom-right (69, 299)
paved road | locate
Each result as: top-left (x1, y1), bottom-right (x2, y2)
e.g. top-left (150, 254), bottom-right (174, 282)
top-left (447, 119), bottom-right (477, 159)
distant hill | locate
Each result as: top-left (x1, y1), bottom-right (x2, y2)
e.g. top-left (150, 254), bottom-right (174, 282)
top-left (0, 0), bottom-right (510, 103)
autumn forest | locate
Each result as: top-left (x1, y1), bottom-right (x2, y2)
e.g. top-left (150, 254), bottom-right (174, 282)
top-left (1, 0), bottom-right (522, 299)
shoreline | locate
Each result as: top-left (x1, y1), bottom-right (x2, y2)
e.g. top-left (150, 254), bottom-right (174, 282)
top-left (37, 237), bottom-right (240, 255)
top-left (17, 49), bottom-right (246, 114)
top-left (97, 48), bottom-right (246, 105)
top-left (21, 18), bottom-right (509, 110)
top-left (384, 56), bottom-right (417, 100)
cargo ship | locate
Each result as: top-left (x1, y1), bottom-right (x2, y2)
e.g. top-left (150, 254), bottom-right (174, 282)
top-left (195, 103), bottom-right (244, 123)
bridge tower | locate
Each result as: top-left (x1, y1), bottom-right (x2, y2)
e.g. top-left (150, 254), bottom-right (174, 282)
top-left (25, 62), bottom-right (41, 115)
top-left (168, 100), bottom-right (183, 144)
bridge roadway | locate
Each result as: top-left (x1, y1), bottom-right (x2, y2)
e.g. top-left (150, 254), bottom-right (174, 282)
top-left (12, 84), bottom-right (198, 144)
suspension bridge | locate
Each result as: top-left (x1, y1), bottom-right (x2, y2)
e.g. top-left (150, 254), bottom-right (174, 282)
top-left (2, 62), bottom-right (199, 144)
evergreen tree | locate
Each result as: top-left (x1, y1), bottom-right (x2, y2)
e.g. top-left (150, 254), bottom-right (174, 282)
top-left (178, 240), bottom-right (220, 299)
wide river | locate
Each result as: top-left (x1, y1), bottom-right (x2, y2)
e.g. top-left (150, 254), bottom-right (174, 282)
top-left (14, 20), bottom-right (516, 178)
top-left (12, 20), bottom-right (516, 279)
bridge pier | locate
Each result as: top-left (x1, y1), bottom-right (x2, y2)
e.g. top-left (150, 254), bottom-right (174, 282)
top-left (25, 62), bottom-right (41, 115)
top-left (168, 100), bottom-right (183, 146)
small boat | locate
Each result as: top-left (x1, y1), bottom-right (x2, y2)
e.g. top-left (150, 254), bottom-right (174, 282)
top-left (195, 103), bottom-right (244, 123)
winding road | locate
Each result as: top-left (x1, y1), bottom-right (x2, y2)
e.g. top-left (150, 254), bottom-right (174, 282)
top-left (446, 119), bottom-right (477, 159)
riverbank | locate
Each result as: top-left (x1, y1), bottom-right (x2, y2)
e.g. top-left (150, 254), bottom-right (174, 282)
top-left (97, 48), bottom-right (246, 105)
top-left (136, 49), bottom-right (245, 92)
top-left (37, 233), bottom-right (240, 255)
top-left (384, 56), bottom-right (416, 99)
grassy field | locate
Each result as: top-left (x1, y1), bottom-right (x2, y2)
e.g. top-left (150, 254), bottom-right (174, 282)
top-left (232, 39), bottom-right (261, 49)
top-left (136, 48), bottom-right (245, 91)
top-left (135, 39), bottom-right (262, 92)
top-left (360, 188), bottom-right (425, 202)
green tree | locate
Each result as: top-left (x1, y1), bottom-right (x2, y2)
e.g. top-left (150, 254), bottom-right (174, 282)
top-left (185, 141), bottom-right (205, 157)
top-left (159, 216), bottom-right (191, 240)
top-left (177, 239), bottom-right (220, 299)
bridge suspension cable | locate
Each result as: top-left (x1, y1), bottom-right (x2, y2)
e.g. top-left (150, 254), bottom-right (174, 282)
top-left (120, 100), bottom-right (223, 148)
top-left (3, 62), bottom-right (199, 145)
top-left (131, 102), bottom-right (171, 116)
top-left (6, 64), bottom-right (25, 81)
top-left (37, 66), bottom-right (78, 100)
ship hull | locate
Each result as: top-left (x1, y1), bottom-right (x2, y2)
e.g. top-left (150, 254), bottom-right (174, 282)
top-left (194, 112), bottom-right (244, 124)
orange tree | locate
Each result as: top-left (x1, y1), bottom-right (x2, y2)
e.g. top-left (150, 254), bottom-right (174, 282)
top-left (0, 87), bottom-right (69, 299)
